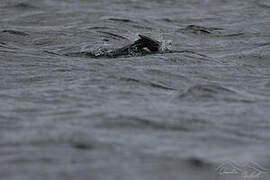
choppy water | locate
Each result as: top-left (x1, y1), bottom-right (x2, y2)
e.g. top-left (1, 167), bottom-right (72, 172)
top-left (1, 0), bottom-right (270, 179)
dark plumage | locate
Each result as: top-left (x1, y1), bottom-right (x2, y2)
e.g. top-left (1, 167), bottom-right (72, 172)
top-left (111, 34), bottom-right (161, 57)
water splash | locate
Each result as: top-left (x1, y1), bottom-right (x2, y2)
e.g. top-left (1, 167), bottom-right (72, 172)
top-left (160, 39), bottom-right (173, 52)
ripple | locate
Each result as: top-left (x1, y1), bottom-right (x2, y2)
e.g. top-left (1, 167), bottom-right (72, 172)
top-left (178, 25), bottom-right (247, 38)
top-left (257, 0), bottom-right (270, 8)
top-left (97, 115), bottom-right (189, 131)
top-left (106, 18), bottom-right (134, 23)
top-left (12, 2), bottom-right (36, 9)
top-left (184, 157), bottom-right (212, 169)
top-left (119, 77), bottom-right (176, 91)
top-left (178, 25), bottom-right (223, 35)
top-left (71, 142), bottom-right (94, 150)
top-left (176, 84), bottom-right (252, 102)
top-left (96, 31), bottom-right (128, 40)
top-left (2, 30), bottom-right (30, 36)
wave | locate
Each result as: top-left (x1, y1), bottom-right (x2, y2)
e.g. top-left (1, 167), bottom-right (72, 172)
top-left (176, 84), bottom-right (253, 103)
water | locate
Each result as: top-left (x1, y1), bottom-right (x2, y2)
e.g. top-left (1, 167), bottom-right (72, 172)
top-left (0, 0), bottom-right (270, 179)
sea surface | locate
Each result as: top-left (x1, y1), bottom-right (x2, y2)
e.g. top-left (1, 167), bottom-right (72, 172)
top-left (0, 0), bottom-right (270, 179)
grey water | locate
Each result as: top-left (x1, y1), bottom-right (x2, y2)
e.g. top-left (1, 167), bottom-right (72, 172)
top-left (1, 0), bottom-right (270, 179)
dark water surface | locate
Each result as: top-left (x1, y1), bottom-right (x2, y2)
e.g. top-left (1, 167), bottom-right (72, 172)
top-left (1, 0), bottom-right (270, 179)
